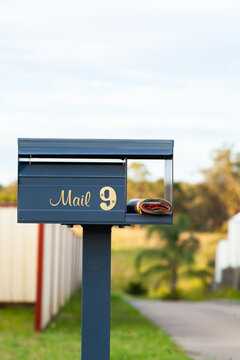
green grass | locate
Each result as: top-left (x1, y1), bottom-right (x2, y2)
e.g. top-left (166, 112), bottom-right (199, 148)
top-left (0, 292), bottom-right (192, 360)
top-left (210, 287), bottom-right (240, 301)
top-left (111, 294), bottom-right (192, 360)
top-left (111, 248), bottom-right (143, 293)
top-left (0, 293), bottom-right (81, 360)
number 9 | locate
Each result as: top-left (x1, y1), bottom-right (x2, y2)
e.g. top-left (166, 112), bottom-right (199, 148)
top-left (100, 186), bottom-right (117, 211)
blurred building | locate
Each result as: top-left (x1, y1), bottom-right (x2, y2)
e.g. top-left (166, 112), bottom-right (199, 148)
top-left (0, 206), bottom-right (82, 331)
top-left (215, 212), bottom-right (240, 289)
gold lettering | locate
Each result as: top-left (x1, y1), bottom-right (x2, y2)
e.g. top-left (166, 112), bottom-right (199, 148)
top-left (50, 190), bottom-right (91, 207)
top-left (81, 195), bottom-right (84, 206)
top-left (64, 190), bottom-right (72, 206)
top-left (73, 196), bottom-right (80, 207)
top-left (85, 191), bottom-right (91, 207)
top-left (50, 190), bottom-right (64, 207)
top-left (50, 190), bottom-right (72, 207)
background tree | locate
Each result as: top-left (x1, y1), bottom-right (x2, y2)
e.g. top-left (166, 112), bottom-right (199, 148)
top-left (136, 215), bottom-right (199, 299)
top-left (127, 162), bottom-right (165, 201)
top-left (202, 147), bottom-right (240, 218)
top-left (128, 162), bottom-right (149, 182)
top-left (0, 181), bottom-right (17, 204)
top-left (127, 162), bottom-right (155, 200)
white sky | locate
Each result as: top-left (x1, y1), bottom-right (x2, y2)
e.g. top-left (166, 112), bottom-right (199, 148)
top-left (0, 0), bottom-right (240, 185)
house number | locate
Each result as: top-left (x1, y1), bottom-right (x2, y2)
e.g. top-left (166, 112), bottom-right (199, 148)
top-left (100, 186), bottom-right (117, 211)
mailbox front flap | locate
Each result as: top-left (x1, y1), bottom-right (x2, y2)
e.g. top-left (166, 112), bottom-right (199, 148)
top-left (18, 161), bottom-right (126, 224)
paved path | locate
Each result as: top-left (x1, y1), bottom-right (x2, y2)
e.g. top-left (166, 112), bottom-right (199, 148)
top-left (129, 299), bottom-right (240, 360)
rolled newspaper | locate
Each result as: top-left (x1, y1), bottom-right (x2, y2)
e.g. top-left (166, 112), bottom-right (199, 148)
top-left (127, 198), bottom-right (172, 215)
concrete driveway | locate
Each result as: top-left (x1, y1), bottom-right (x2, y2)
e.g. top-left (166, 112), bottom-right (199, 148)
top-left (129, 299), bottom-right (240, 360)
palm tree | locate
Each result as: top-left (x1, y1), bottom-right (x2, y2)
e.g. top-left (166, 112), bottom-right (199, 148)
top-left (136, 215), bottom-right (199, 299)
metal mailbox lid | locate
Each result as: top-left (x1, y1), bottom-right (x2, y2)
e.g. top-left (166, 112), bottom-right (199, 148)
top-left (18, 138), bottom-right (174, 159)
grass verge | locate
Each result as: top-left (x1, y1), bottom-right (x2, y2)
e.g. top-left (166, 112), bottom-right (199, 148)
top-left (111, 294), bottom-right (193, 359)
top-left (210, 287), bottom-right (240, 301)
top-left (0, 292), bottom-right (192, 360)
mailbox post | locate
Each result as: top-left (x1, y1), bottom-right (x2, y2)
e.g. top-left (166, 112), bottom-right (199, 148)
top-left (17, 138), bottom-right (174, 360)
top-left (81, 225), bottom-right (112, 360)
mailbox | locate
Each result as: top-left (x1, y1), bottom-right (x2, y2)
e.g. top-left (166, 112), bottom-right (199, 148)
top-left (18, 139), bottom-right (173, 225)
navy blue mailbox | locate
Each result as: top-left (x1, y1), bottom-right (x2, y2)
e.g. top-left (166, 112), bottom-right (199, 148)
top-left (18, 138), bottom-right (173, 225)
top-left (17, 138), bottom-right (174, 360)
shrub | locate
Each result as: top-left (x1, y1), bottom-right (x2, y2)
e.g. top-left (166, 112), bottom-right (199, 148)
top-left (125, 280), bottom-right (147, 296)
